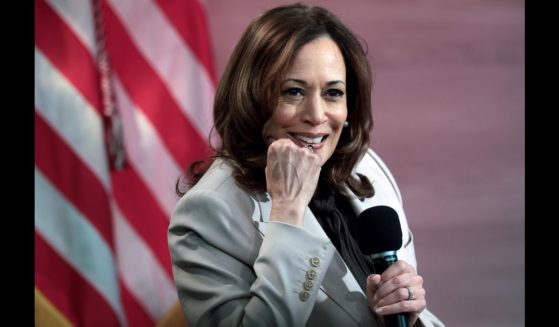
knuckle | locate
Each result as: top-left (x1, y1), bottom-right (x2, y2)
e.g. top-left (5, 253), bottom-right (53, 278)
top-left (402, 300), bottom-right (413, 311)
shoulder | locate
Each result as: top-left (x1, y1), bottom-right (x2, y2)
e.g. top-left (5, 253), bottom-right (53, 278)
top-left (354, 148), bottom-right (402, 204)
top-left (187, 158), bottom-right (238, 194)
top-left (173, 158), bottom-right (258, 219)
top-left (169, 158), bottom-right (262, 260)
top-left (177, 158), bottom-right (251, 208)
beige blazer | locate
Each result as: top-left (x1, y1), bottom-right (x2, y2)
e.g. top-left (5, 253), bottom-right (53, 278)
top-left (168, 148), bottom-right (445, 327)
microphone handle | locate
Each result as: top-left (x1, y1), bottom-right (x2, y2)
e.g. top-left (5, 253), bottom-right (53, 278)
top-left (384, 314), bottom-right (409, 327)
top-left (372, 253), bottom-right (409, 327)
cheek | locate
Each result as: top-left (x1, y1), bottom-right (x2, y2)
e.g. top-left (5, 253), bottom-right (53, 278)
top-left (330, 106), bottom-right (348, 131)
top-left (269, 106), bottom-right (296, 129)
top-left (276, 104), bottom-right (297, 122)
top-left (328, 108), bottom-right (347, 152)
top-left (262, 106), bottom-right (295, 137)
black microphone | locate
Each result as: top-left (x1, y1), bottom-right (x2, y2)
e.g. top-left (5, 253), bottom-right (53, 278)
top-left (355, 205), bottom-right (408, 327)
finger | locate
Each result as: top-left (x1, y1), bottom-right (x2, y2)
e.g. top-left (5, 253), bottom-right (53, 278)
top-left (376, 285), bottom-right (426, 308)
top-left (366, 274), bottom-right (381, 308)
top-left (273, 140), bottom-right (322, 171)
top-left (374, 295), bottom-right (426, 316)
top-left (376, 273), bottom-right (423, 301)
top-left (267, 138), bottom-right (294, 154)
top-left (268, 138), bottom-right (321, 162)
top-left (377, 260), bottom-right (415, 293)
top-left (270, 137), bottom-right (296, 146)
top-left (267, 138), bottom-right (321, 165)
top-left (380, 260), bottom-right (416, 283)
top-left (265, 139), bottom-right (322, 199)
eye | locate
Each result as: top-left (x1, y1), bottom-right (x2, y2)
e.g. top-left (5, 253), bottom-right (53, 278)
top-left (324, 88), bottom-right (345, 99)
top-left (282, 87), bottom-right (305, 99)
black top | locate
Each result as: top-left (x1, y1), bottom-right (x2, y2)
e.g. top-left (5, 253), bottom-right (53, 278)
top-left (309, 189), bottom-right (375, 293)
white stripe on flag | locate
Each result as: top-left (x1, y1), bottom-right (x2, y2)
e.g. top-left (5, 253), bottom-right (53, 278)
top-left (112, 202), bottom-right (178, 320)
top-left (44, 0), bottom-right (96, 55)
top-left (113, 77), bottom-right (183, 217)
top-left (35, 48), bottom-right (111, 190)
top-left (106, 0), bottom-right (215, 139)
top-left (35, 168), bottom-right (126, 326)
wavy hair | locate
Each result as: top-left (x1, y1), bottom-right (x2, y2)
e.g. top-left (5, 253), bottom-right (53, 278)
top-left (178, 3), bottom-right (374, 198)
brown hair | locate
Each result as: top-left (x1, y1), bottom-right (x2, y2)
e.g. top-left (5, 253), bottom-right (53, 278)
top-left (178, 3), bottom-right (374, 198)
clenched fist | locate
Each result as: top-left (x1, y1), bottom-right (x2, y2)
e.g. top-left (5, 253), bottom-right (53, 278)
top-left (265, 138), bottom-right (322, 227)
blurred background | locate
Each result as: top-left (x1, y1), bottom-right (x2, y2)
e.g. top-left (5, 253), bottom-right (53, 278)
top-left (205, 1), bottom-right (524, 326)
top-left (35, 0), bottom-right (524, 326)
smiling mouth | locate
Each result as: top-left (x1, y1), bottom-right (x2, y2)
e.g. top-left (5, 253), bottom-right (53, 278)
top-left (288, 133), bottom-right (328, 149)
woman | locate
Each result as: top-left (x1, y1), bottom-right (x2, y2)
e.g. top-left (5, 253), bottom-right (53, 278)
top-left (168, 4), bottom-right (444, 327)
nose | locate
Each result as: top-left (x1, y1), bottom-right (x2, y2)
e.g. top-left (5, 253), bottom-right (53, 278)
top-left (302, 93), bottom-right (327, 125)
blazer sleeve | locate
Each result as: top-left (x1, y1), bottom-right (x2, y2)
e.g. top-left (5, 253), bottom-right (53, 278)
top-left (168, 189), bottom-right (336, 327)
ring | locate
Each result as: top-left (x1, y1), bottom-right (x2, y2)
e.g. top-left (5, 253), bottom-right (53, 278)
top-left (406, 287), bottom-right (414, 301)
top-left (306, 144), bottom-right (314, 153)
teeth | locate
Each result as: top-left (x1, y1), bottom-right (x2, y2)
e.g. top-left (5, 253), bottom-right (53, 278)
top-left (295, 135), bottom-right (324, 144)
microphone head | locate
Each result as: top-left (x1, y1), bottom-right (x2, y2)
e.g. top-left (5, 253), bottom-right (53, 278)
top-left (355, 205), bottom-right (402, 255)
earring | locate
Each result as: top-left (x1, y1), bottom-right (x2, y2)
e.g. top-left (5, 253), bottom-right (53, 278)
top-left (343, 121), bottom-right (349, 128)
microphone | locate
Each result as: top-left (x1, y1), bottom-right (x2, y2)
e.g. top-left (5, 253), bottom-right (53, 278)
top-left (355, 205), bottom-right (408, 327)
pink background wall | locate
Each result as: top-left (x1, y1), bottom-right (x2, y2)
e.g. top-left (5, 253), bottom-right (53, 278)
top-left (205, 1), bottom-right (525, 326)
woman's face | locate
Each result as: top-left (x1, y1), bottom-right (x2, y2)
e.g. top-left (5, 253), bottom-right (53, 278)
top-left (263, 36), bottom-right (347, 165)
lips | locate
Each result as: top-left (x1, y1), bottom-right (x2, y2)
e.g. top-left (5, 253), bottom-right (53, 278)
top-left (288, 132), bottom-right (329, 149)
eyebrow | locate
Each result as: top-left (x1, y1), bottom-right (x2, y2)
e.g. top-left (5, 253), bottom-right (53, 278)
top-left (283, 78), bottom-right (346, 86)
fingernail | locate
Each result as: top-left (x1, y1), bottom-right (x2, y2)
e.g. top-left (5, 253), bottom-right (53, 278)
top-left (368, 274), bottom-right (378, 281)
top-left (374, 306), bottom-right (382, 314)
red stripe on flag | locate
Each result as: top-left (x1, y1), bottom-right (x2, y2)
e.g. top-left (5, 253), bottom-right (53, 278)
top-left (102, 1), bottom-right (211, 168)
top-left (35, 232), bottom-right (121, 327)
top-left (35, 112), bottom-right (114, 249)
top-left (111, 167), bottom-right (174, 278)
top-left (35, 0), bottom-right (103, 115)
top-left (119, 281), bottom-right (156, 327)
top-left (154, 0), bottom-right (217, 84)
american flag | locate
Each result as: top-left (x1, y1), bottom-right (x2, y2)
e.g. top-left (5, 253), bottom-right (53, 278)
top-left (34, 0), bottom-right (215, 325)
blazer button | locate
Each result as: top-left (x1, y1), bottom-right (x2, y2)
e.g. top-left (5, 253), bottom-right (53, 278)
top-left (306, 269), bottom-right (317, 280)
top-left (310, 257), bottom-right (320, 267)
top-left (299, 291), bottom-right (310, 302)
top-left (303, 280), bottom-right (314, 291)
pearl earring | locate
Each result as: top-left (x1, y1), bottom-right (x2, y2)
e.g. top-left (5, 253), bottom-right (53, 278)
top-left (343, 121), bottom-right (349, 128)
